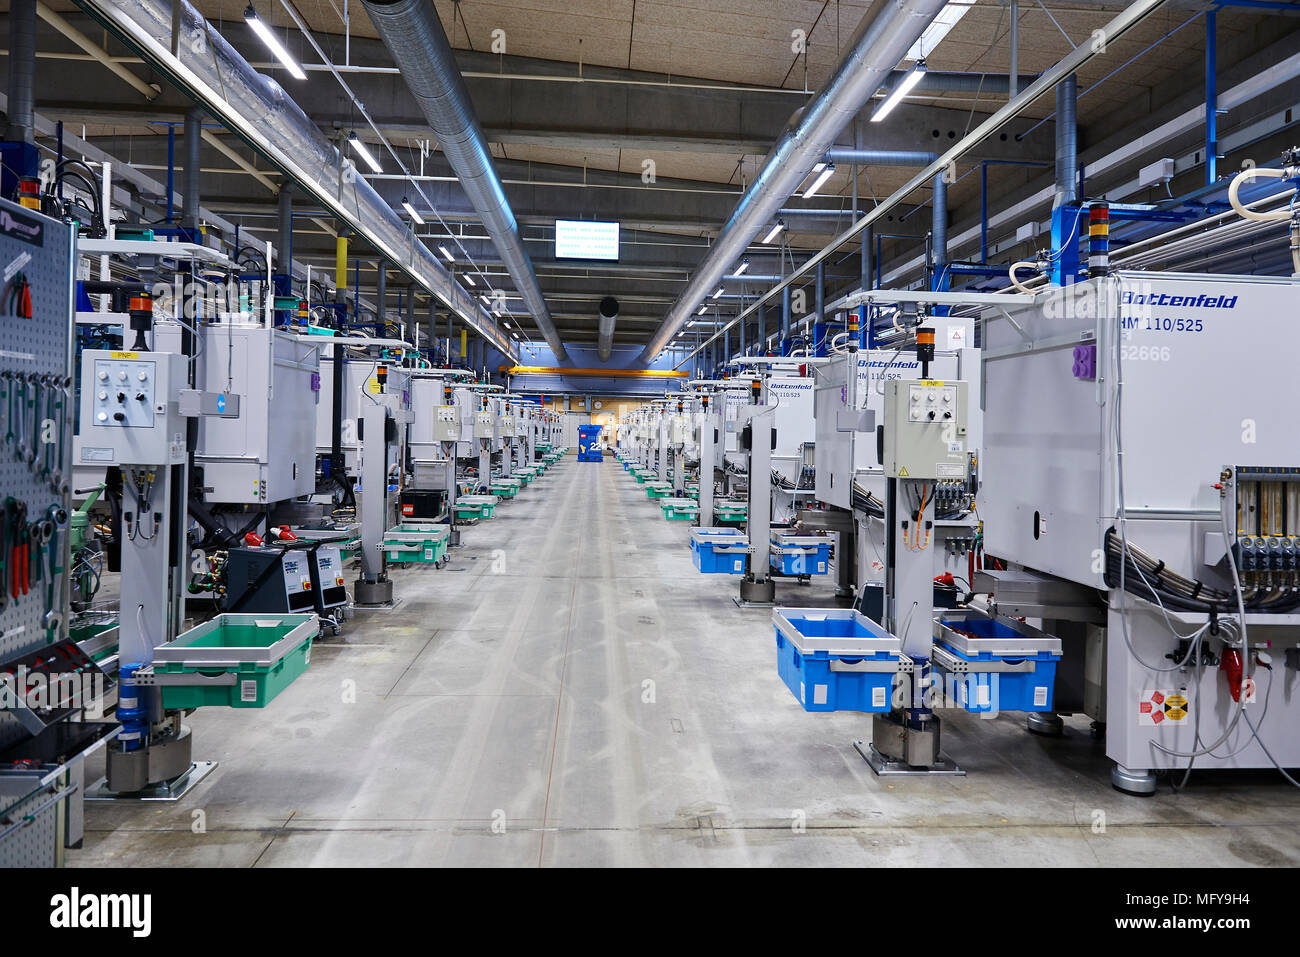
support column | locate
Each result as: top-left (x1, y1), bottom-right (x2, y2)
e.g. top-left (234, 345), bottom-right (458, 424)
top-left (6, 0), bottom-right (37, 146)
top-left (183, 106), bottom-right (202, 233)
top-left (931, 173), bottom-right (948, 292)
top-left (276, 184), bottom-right (293, 274)
top-left (781, 286), bottom-right (792, 355)
top-left (1206, 10), bottom-right (1218, 187)
top-left (1009, 0), bottom-right (1019, 99)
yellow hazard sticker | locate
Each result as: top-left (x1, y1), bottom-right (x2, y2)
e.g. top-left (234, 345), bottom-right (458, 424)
top-left (1139, 689), bottom-right (1190, 726)
top-left (897, 466), bottom-right (910, 477)
top-left (110, 351), bottom-right (139, 359)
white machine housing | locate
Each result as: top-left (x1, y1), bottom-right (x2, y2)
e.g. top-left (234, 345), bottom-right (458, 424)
top-left (156, 323), bottom-right (319, 503)
top-left (982, 272), bottom-right (1300, 773)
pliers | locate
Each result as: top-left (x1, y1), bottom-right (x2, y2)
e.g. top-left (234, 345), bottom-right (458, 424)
top-left (6, 500), bottom-right (26, 602)
top-left (4, 273), bottom-right (31, 318)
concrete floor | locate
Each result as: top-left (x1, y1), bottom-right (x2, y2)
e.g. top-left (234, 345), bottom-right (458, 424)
top-left (71, 456), bottom-right (1300, 867)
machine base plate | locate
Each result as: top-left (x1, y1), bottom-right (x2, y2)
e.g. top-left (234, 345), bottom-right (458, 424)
top-left (855, 742), bottom-right (965, 776)
top-left (86, 760), bottom-right (218, 802)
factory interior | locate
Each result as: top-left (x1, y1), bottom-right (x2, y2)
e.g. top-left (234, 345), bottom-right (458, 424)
top-left (1, 0), bottom-right (1299, 889)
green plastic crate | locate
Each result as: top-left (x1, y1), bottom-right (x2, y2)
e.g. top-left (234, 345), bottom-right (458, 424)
top-left (153, 613), bottom-right (316, 709)
top-left (661, 498), bottom-right (700, 521)
top-left (455, 502), bottom-right (498, 520)
top-left (490, 483), bottom-right (519, 498)
top-left (646, 483), bottom-right (673, 499)
top-left (715, 502), bottom-right (748, 524)
top-left (383, 523), bottom-right (450, 564)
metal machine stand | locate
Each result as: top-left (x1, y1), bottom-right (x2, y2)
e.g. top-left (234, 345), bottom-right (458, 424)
top-left (738, 377), bottom-right (775, 606)
top-left (443, 437), bottom-right (461, 548)
top-left (696, 397), bottom-right (718, 529)
top-left (80, 348), bottom-right (222, 798)
top-left (860, 358), bottom-right (970, 776)
top-left (354, 401), bottom-right (394, 606)
top-left (656, 410), bottom-right (669, 483)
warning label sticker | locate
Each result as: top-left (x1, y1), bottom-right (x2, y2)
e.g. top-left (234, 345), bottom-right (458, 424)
top-left (1138, 689), bottom-right (1191, 726)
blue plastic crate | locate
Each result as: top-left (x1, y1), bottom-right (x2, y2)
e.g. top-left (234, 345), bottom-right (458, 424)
top-left (770, 542), bottom-right (830, 575)
top-left (689, 528), bottom-right (748, 574)
top-left (772, 609), bottom-right (907, 713)
top-left (933, 613), bottom-right (1062, 714)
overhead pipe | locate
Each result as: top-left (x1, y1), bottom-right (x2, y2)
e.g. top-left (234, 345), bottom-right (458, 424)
top-left (597, 296), bottom-right (619, 362)
top-left (183, 106), bottom-right (202, 231)
top-left (1054, 74), bottom-right (1079, 208)
top-left (818, 148), bottom-right (949, 288)
top-left (277, 184), bottom-right (293, 274)
top-left (670, 0), bottom-right (1170, 369)
top-left (361, 0), bottom-right (568, 362)
top-left (639, 0), bottom-right (948, 362)
top-left (35, 1), bottom-right (158, 101)
top-left (932, 173), bottom-right (948, 288)
top-left (73, 0), bottom-right (517, 360)
top-left (824, 149), bottom-right (937, 166)
top-left (6, 0), bottom-right (37, 144)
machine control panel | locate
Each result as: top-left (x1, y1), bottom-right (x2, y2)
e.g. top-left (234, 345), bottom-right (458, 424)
top-left (906, 383), bottom-right (959, 423)
top-left (78, 349), bottom-right (188, 466)
top-left (310, 545), bottom-right (349, 610)
top-left (474, 411), bottom-right (495, 439)
top-left (883, 379), bottom-right (968, 480)
top-left (91, 357), bottom-right (158, 428)
top-left (279, 553), bottom-right (314, 610)
top-left (433, 406), bottom-right (460, 442)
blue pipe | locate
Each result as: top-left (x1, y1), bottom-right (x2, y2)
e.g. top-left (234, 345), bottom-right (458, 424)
top-left (1206, 11), bottom-right (1218, 187)
top-left (166, 124), bottom-right (175, 224)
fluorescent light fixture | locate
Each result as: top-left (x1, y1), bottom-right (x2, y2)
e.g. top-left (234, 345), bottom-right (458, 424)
top-left (733, 260), bottom-right (749, 276)
top-left (802, 163), bottom-right (835, 199)
top-left (697, 303), bottom-right (709, 315)
top-left (872, 61), bottom-right (927, 123)
top-left (439, 245), bottom-right (455, 262)
top-left (480, 294), bottom-right (490, 306)
top-left (761, 220), bottom-right (786, 245)
top-left (905, 2), bottom-right (974, 62)
top-left (244, 5), bottom-right (306, 80)
top-left (711, 287), bottom-right (725, 300)
top-left (401, 197), bottom-right (424, 225)
top-left (463, 273), bottom-right (476, 286)
top-left (348, 132), bottom-right (382, 174)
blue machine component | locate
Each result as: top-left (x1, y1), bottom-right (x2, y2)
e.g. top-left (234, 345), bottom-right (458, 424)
top-left (115, 662), bottom-right (149, 751)
top-left (772, 608), bottom-right (910, 713)
top-left (689, 527), bottom-right (748, 574)
top-left (577, 424), bottom-right (603, 461)
top-left (931, 613), bottom-right (1062, 714)
top-left (769, 533), bottom-right (831, 576)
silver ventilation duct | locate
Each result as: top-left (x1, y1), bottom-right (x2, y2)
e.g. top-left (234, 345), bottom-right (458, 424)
top-left (73, 0), bottom-right (518, 361)
top-left (362, 0), bottom-right (568, 362)
top-left (597, 296), bottom-right (619, 362)
top-left (639, 0), bottom-right (947, 362)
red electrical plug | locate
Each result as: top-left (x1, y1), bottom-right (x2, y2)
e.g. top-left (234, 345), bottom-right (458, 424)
top-left (244, 532), bottom-right (264, 547)
top-left (934, 572), bottom-right (955, 586)
top-left (1219, 648), bottom-right (1256, 703)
